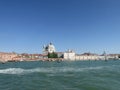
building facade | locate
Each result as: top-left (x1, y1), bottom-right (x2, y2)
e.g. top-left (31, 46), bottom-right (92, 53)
top-left (43, 43), bottom-right (56, 54)
top-left (0, 52), bottom-right (18, 62)
top-left (63, 51), bottom-right (119, 61)
top-left (63, 50), bottom-right (76, 60)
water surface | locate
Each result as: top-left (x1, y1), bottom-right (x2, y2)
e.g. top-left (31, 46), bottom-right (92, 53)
top-left (0, 60), bottom-right (120, 90)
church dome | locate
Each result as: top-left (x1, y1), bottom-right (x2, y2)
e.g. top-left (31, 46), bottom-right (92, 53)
top-left (43, 43), bottom-right (56, 53)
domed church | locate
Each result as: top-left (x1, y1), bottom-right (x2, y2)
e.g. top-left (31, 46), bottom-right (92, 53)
top-left (43, 43), bottom-right (56, 54)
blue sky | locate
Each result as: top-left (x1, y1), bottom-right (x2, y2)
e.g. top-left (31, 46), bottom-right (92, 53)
top-left (0, 0), bottom-right (120, 54)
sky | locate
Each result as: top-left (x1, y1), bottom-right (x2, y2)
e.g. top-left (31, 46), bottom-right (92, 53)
top-left (0, 0), bottom-right (120, 54)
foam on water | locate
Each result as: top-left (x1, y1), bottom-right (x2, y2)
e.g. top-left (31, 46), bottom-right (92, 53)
top-left (0, 65), bottom-right (112, 75)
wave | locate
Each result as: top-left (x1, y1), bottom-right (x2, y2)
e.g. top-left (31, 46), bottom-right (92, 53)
top-left (0, 65), bottom-right (114, 75)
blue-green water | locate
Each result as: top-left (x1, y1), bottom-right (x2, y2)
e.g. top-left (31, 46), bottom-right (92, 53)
top-left (0, 60), bottom-right (120, 90)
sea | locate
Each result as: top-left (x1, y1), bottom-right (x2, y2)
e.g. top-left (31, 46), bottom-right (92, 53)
top-left (0, 60), bottom-right (120, 90)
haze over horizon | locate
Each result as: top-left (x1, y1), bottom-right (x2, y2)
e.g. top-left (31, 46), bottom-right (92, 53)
top-left (0, 0), bottom-right (120, 54)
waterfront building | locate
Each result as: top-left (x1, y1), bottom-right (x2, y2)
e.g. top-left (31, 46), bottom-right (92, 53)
top-left (64, 51), bottom-right (102, 61)
top-left (0, 52), bottom-right (18, 62)
top-left (105, 54), bottom-right (119, 60)
top-left (63, 50), bottom-right (120, 61)
top-left (75, 53), bottom-right (99, 60)
top-left (63, 50), bottom-right (75, 60)
top-left (17, 53), bottom-right (48, 61)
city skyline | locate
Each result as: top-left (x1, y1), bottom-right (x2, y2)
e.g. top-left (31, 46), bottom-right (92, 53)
top-left (0, 0), bottom-right (120, 54)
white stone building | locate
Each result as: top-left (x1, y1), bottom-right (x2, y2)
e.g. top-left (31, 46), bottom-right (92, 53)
top-left (64, 51), bottom-right (100, 61)
top-left (63, 50), bottom-right (75, 60)
top-left (43, 43), bottom-right (56, 54)
top-left (75, 54), bottom-right (99, 60)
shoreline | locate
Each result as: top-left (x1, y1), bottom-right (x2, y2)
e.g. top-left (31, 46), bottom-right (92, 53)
top-left (0, 58), bottom-right (119, 64)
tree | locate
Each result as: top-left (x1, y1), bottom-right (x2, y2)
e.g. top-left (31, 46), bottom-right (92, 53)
top-left (48, 52), bottom-right (58, 58)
